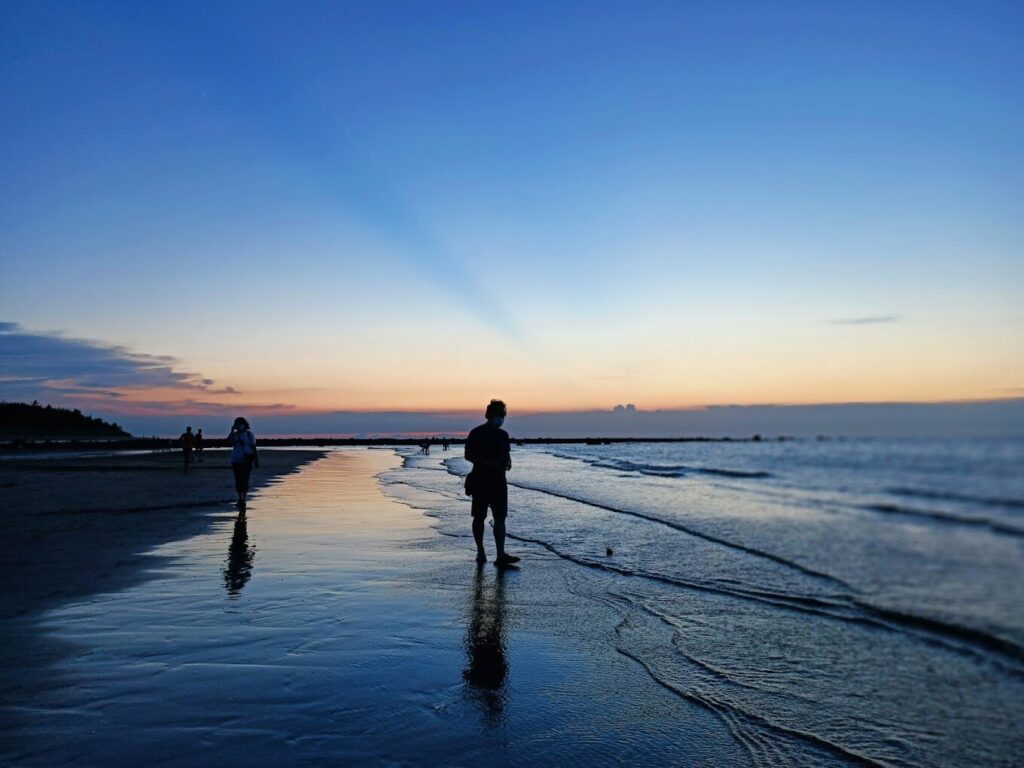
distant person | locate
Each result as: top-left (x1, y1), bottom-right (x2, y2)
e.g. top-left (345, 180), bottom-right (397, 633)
top-left (465, 399), bottom-right (519, 566)
top-left (442, 438), bottom-right (450, 452)
top-left (228, 417), bottom-right (259, 506)
top-left (179, 426), bottom-right (195, 469)
top-left (194, 428), bottom-right (204, 462)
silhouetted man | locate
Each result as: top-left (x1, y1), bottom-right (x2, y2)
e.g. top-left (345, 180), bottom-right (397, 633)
top-left (180, 426), bottom-right (194, 469)
top-left (465, 400), bottom-right (519, 566)
top-left (194, 428), bottom-right (204, 462)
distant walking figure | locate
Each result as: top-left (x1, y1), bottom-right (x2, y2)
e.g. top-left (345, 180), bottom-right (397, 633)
top-left (194, 428), bottom-right (204, 462)
top-left (228, 417), bottom-right (259, 506)
top-left (465, 400), bottom-right (519, 566)
top-left (179, 426), bottom-right (195, 469)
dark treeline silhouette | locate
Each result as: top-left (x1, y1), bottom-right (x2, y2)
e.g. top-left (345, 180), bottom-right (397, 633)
top-left (0, 401), bottom-right (130, 440)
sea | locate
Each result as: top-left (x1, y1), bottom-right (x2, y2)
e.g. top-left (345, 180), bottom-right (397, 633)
top-left (382, 437), bottom-right (1024, 767)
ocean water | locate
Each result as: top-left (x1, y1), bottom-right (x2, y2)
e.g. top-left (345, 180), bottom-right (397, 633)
top-left (382, 438), bottom-right (1024, 768)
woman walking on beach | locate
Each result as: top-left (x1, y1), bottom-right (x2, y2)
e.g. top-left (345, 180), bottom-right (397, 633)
top-left (228, 417), bottom-right (259, 507)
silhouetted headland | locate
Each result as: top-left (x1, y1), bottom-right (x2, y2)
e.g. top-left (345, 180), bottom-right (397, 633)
top-left (0, 401), bottom-right (130, 440)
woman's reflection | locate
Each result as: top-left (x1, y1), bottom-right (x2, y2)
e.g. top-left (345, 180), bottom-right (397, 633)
top-left (463, 565), bottom-right (509, 724)
top-left (224, 510), bottom-right (255, 596)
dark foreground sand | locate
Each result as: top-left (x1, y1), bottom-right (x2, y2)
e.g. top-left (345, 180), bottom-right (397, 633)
top-left (1, 448), bottom-right (744, 766)
top-left (0, 449), bottom-right (324, 620)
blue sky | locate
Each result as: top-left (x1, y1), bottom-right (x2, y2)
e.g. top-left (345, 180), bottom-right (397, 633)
top-left (1, 1), bottom-right (1022, 433)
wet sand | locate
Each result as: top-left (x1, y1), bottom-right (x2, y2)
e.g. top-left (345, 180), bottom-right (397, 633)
top-left (0, 448), bottom-right (746, 766)
top-left (0, 449), bottom-right (324, 620)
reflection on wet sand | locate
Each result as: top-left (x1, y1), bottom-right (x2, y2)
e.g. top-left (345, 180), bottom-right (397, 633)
top-left (224, 511), bottom-right (255, 596)
top-left (463, 565), bottom-right (509, 725)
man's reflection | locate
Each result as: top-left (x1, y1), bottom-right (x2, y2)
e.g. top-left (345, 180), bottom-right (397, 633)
top-left (463, 565), bottom-right (509, 724)
top-left (224, 510), bottom-right (255, 596)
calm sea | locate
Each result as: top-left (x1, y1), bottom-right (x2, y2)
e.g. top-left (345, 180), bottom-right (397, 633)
top-left (383, 438), bottom-right (1024, 767)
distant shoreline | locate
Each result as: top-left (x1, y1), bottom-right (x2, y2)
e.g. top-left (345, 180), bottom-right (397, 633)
top-left (0, 434), bottom-right (782, 454)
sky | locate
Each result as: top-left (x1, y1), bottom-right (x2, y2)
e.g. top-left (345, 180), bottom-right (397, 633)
top-left (1, 1), bottom-right (1023, 436)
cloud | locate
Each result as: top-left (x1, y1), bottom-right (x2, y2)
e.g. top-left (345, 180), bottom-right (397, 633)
top-left (0, 321), bottom-right (257, 413)
top-left (829, 315), bottom-right (901, 325)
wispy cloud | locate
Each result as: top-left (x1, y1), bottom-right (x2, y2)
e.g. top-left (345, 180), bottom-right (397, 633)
top-left (0, 321), bottom-right (275, 415)
top-left (829, 315), bottom-right (901, 326)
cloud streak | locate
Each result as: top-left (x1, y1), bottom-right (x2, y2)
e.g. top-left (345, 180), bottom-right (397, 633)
top-left (829, 315), bottom-right (901, 326)
top-left (0, 321), bottom-right (265, 414)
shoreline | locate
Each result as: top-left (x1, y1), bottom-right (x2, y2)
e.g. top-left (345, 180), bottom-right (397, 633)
top-left (1, 447), bottom-right (747, 766)
top-left (1, 434), bottom-right (786, 456)
top-left (0, 449), bottom-right (325, 621)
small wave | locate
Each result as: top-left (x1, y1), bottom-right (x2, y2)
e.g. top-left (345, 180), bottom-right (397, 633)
top-left (888, 487), bottom-right (1024, 511)
top-left (615, 605), bottom-right (892, 768)
top-left (553, 454), bottom-right (773, 480)
top-left (849, 598), bottom-right (1024, 665)
top-left (693, 466), bottom-right (773, 479)
top-left (504, 525), bottom-right (1024, 674)
top-left (864, 504), bottom-right (1024, 538)
top-left (508, 480), bottom-right (850, 589)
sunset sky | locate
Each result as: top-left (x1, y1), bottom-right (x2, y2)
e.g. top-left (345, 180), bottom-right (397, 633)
top-left (2, 2), bottom-right (1022, 433)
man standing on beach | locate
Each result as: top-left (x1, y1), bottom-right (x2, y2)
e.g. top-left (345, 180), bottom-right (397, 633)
top-left (179, 426), bottom-right (194, 469)
top-left (465, 400), bottom-right (520, 566)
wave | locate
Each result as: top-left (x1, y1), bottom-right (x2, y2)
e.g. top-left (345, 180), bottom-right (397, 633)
top-left (864, 503), bottom-right (1024, 538)
top-left (887, 487), bottom-right (1024, 511)
top-left (507, 480), bottom-right (850, 588)
top-left (548, 452), bottom-right (773, 480)
top-left (425, 453), bottom-right (1024, 668)
top-left (616, 603), bottom-right (893, 768)
top-left (502, 523), bottom-right (1024, 677)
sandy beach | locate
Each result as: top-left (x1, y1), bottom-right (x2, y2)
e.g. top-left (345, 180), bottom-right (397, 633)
top-left (4, 442), bottom-right (1022, 766)
top-left (1, 448), bottom-right (744, 766)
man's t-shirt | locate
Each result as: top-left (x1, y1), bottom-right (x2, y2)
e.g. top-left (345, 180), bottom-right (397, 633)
top-left (465, 423), bottom-right (511, 487)
top-left (180, 432), bottom-right (194, 449)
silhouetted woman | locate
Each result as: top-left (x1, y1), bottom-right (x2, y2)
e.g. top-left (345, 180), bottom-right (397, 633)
top-left (228, 417), bottom-right (259, 506)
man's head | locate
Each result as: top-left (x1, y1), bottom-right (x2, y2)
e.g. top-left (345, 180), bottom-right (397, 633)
top-left (485, 399), bottom-right (507, 426)
top-left (186, 426), bottom-right (192, 433)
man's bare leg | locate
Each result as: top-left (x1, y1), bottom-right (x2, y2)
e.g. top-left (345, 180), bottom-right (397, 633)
top-left (493, 517), bottom-right (506, 559)
top-left (472, 516), bottom-right (486, 562)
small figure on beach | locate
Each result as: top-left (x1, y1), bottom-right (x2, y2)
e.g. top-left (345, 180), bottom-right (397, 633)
top-left (194, 428), bottom-right (204, 462)
top-left (465, 400), bottom-right (519, 566)
top-left (420, 441), bottom-right (430, 454)
top-left (179, 426), bottom-right (194, 469)
top-left (228, 417), bottom-right (259, 506)
top-left (442, 438), bottom-right (450, 451)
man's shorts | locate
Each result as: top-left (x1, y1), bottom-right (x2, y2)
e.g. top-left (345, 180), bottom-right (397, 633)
top-left (471, 483), bottom-right (508, 520)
